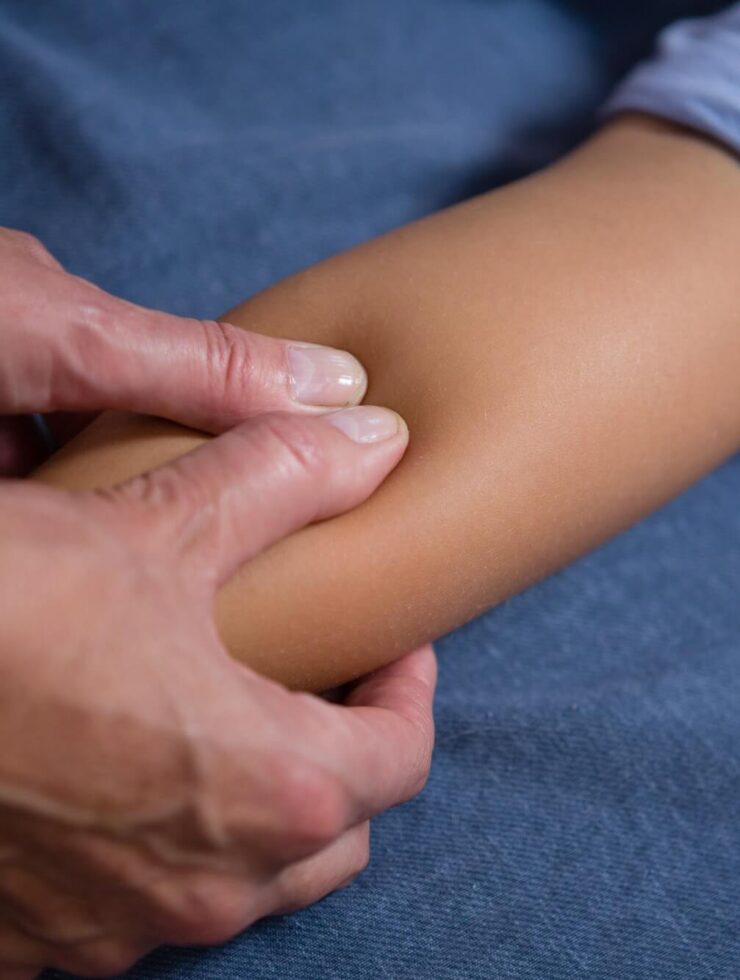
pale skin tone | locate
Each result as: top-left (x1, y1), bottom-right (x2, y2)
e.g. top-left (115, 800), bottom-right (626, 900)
top-left (0, 228), bottom-right (436, 978)
top-left (36, 115), bottom-right (740, 692)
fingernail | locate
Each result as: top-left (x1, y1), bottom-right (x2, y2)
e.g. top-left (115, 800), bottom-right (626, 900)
top-left (325, 406), bottom-right (405, 443)
top-left (288, 344), bottom-right (367, 407)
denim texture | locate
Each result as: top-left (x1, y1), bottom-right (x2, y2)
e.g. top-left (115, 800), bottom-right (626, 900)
top-left (1, 2), bottom-right (737, 977)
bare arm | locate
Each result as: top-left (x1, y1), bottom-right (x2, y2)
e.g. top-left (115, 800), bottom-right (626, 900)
top-left (35, 117), bottom-right (740, 690)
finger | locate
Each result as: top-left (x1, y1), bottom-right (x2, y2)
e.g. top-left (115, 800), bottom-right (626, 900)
top-left (87, 298), bottom-right (369, 426)
top-left (104, 406), bottom-right (409, 586)
top-left (268, 822), bottom-right (370, 917)
top-left (4, 265), bottom-right (367, 429)
top-left (330, 645), bottom-right (438, 822)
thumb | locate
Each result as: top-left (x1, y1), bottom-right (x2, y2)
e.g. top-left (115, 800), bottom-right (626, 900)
top-left (99, 406), bottom-right (409, 588)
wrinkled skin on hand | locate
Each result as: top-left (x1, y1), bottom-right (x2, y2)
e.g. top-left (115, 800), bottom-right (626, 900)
top-left (0, 412), bottom-right (435, 979)
top-left (0, 227), bottom-right (435, 977)
top-left (0, 226), bottom-right (366, 476)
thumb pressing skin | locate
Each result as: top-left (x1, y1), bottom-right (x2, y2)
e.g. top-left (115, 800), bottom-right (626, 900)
top-left (96, 406), bottom-right (409, 590)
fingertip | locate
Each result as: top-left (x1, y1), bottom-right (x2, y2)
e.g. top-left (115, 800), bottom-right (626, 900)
top-left (347, 644), bottom-right (437, 717)
top-left (324, 405), bottom-right (408, 445)
top-left (287, 344), bottom-right (368, 409)
top-left (405, 644), bottom-right (438, 693)
top-left (372, 644), bottom-right (437, 686)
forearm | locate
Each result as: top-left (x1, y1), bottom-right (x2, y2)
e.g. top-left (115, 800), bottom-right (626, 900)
top-left (35, 117), bottom-right (740, 690)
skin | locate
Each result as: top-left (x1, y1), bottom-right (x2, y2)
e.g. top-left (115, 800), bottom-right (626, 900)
top-left (0, 414), bottom-right (434, 980)
top-left (0, 228), bottom-right (436, 978)
top-left (35, 116), bottom-right (740, 692)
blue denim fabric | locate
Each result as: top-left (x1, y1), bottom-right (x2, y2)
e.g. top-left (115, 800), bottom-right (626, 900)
top-left (1, 2), bottom-right (737, 977)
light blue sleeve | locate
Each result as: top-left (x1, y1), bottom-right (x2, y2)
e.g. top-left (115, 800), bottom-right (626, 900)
top-left (603, 3), bottom-right (740, 155)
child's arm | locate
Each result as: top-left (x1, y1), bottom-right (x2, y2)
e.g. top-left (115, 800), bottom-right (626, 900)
top-left (35, 116), bottom-right (740, 690)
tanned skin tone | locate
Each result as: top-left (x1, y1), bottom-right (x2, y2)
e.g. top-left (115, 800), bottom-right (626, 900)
top-left (35, 116), bottom-right (740, 691)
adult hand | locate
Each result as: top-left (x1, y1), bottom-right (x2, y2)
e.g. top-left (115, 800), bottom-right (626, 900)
top-left (0, 407), bottom-right (436, 979)
top-left (0, 227), bottom-right (367, 474)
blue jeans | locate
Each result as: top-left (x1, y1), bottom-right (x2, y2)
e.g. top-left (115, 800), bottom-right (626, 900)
top-left (1, 2), bottom-right (737, 977)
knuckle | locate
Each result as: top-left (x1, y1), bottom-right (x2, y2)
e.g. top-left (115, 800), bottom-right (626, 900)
top-left (279, 834), bottom-right (370, 915)
top-left (57, 943), bottom-right (140, 979)
top-left (11, 229), bottom-right (39, 248)
top-left (188, 910), bottom-right (248, 947)
top-left (109, 464), bottom-right (212, 560)
top-left (201, 319), bottom-right (258, 416)
top-left (10, 229), bottom-right (48, 260)
top-left (62, 297), bottom-right (122, 383)
top-left (155, 879), bottom-right (250, 946)
top-left (149, 879), bottom-right (209, 940)
top-left (353, 676), bottom-right (434, 803)
top-left (276, 757), bottom-right (347, 852)
top-left (257, 414), bottom-right (330, 484)
top-left (123, 463), bottom-right (202, 517)
top-left (274, 874), bottom-right (316, 915)
top-left (278, 875), bottom-right (324, 915)
top-left (74, 296), bottom-right (119, 340)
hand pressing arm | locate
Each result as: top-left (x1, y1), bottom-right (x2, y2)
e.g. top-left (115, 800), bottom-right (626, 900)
top-left (1, 409), bottom-right (434, 980)
top-left (0, 224), bottom-right (435, 977)
top-left (0, 225), bottom-right (367, 475)
top-left (36, 116), bottom-right (740, 690)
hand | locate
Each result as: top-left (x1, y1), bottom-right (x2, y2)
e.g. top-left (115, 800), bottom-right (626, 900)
top-left (0, 226), bottom-right (367, 474)
top-left (0, 406), bottom-right (435, 979)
